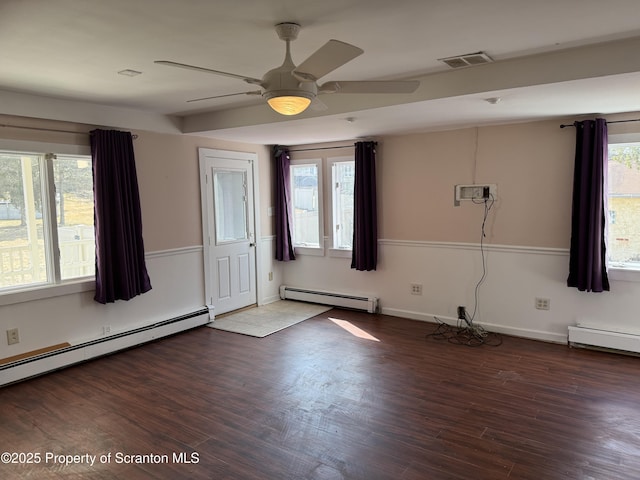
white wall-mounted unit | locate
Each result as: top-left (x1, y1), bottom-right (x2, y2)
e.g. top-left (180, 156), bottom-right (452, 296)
top-left (280, 285), bottom-right (378, 313)
top-left (568, 325), bottom-right (640, 355)
top-left (454, 184), bottom-right (497, 206)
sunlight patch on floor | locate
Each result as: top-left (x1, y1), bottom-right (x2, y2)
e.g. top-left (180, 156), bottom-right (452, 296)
top-left (329, 317), bottom-right (380, 342)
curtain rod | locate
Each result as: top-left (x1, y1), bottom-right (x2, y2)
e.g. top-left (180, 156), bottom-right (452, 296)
top-left (288, 144), bottom-right (354, 152)
top-left (560, 118), bottom-right (640, 128)
top-left (0, 123), bottom-right (138, 139)
top-left (288, 140), bottom-right (378, 153)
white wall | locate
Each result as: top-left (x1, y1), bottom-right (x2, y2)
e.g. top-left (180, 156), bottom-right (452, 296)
top-left (0, 247), bottom-right (204, 354)
top-left (281, 116), bottom-right (640, 343)
top-left (260, 235), bottom-right (284, 305)
top-left (3, 94), bottom-right (639, 385)
top-left (282, 237), bottom-right (640, 345)
top-left (0, 110), bottom-right (273, 383)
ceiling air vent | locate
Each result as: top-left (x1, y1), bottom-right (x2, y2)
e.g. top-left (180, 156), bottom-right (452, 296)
top-left (438, 51), bottom-right (493, 69)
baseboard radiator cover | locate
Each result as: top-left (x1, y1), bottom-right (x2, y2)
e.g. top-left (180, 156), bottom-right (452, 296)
top-left (568, 325), bottom-right (640, 355)
top-left (280, 285), bottom-right (378, 313)
top-left (0, 308), bottom-right (209, 387)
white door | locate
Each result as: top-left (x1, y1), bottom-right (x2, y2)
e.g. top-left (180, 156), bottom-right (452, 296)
top-left (199, 148), bottom-right (257, 316)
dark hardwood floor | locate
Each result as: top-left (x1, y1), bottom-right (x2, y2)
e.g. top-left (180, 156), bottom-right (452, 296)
top-left (1, 308), bottom-right (640, 479)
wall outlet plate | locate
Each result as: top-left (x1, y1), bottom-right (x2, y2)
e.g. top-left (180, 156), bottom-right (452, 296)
top-left (535, 297), bottom-right (550, 310)
top-left (7, 328), bottom-right (20, 345)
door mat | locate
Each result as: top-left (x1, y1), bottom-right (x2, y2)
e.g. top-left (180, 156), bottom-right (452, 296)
top-left (206, 300), bottom-right (333, 337)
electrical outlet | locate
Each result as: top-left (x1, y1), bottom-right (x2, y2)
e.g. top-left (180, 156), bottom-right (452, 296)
top-left (102, 325), bottom-right (112, 336)
top-left (410, 283), bottom-right (423, 295)
top-left (6, 328), bottom-right (20, 345)
top-left (268, 271), bottom-right (273, 281)
top-left (535, 298), bottom-right (550, 310)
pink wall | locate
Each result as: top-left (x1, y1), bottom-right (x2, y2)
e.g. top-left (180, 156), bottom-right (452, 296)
top-left (132, 130), bottom-right (271, 251)
top-left (378, 121), bottom-right (575, 248)
top-left (0, 115), bottom-right (272, 253)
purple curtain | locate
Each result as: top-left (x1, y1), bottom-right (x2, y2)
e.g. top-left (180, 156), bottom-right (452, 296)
top-left (351, 141), bottom-right (378, 271)
top-left (274, 146), bottom-right (295, 261)
top-left (90, 129), bottom-right (152, 303)
top-left (567, 118), bottom-right (610, 292)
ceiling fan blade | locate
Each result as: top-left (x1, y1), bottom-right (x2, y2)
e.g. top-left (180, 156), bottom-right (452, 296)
top-left (187, 90), bottom-right (262, 103)
top-left (294, 40), bottom-right (364, 81)
top-left (319, 80), bottom-right (420, 94)
top-left (155, 60), bottom-right (263, 85)
top-left (309, 97), bottom-right (328, 111)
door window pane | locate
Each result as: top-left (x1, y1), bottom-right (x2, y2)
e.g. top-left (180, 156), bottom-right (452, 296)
top-left (214, 170), bottom-right (247, 243)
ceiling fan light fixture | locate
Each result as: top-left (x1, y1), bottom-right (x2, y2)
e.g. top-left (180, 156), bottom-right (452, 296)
top-left (157, 22), bottom-right (420, 112)
top-left (266, 94), bottom-right (312, 115)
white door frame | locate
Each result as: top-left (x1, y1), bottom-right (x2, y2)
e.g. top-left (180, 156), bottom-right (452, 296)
top-left (198, 148), bottom-right (262, 319)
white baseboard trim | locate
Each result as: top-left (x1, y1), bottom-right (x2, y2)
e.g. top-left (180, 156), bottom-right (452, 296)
top-left (379, 306), bottom-right (444, 323)
top-left (1, 309), bottom-right (209, 387)
top-left (381, 307), bottom-right (567, 344)
top-left (260, 294), bottom-right (282, 305)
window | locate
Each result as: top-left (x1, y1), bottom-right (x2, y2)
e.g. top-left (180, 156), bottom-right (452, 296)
top-left (288, 154), bottom-right (356, 257)
top-left (607, 142), bottom-right (640, 270)
top-left (0, 150), bottom-right (94, 293)
top-left (290, 159), bottom-right (323, 254)
top-left (331, 159), bottom-right (355, 250)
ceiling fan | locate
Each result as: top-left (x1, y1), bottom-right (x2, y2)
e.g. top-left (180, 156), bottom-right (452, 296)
top-left (155, 22), bottom-right (420, 116)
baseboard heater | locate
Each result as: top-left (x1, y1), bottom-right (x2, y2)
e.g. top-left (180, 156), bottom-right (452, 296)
top-left (0, 308), bottom-right (209, 387)
top-left (568, 325), bottom-right (640, 355)
top-left (280, 285), bottom-right (378, 313)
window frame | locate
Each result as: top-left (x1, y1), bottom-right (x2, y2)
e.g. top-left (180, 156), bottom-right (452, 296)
top-left (606, 135), bottom-right (640, 282)
top-left (0, 139), bottom-right (95, 305)
top-left (289, 158), bottom-right (325, 256)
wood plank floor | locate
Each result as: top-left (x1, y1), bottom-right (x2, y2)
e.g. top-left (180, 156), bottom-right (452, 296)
top-left (1, 308), bottom-right (640, 479)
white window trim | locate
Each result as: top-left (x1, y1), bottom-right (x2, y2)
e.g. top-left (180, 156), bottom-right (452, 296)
top-left (295, 246), bottom-right (325, 256)
top-left (0, 139), bottom-right (95, 300)
top-left (0, 279), bottom-right (95, 306)
top-left (290, 158), bottom-right (324, 256)
top-left (607, 134), bottom-right (640, 282)
top-left (608, 267), bottom-right (640, 282)
top-left (328, 247), bottom-right (352, 259)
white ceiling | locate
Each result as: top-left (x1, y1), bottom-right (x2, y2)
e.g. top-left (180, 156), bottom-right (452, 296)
top-left (2, 0), bottom-right (640, 145)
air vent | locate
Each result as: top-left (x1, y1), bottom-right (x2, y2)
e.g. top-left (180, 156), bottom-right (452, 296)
top-left (438, 51), bottom-right (493, 69)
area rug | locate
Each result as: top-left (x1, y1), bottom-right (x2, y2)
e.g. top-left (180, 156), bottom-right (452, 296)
top-left (206, 300), bottom-right (333, 337)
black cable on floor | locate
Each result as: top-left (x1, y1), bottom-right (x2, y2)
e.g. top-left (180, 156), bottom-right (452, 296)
top-left (426, 316), bottom-right (502, 347)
